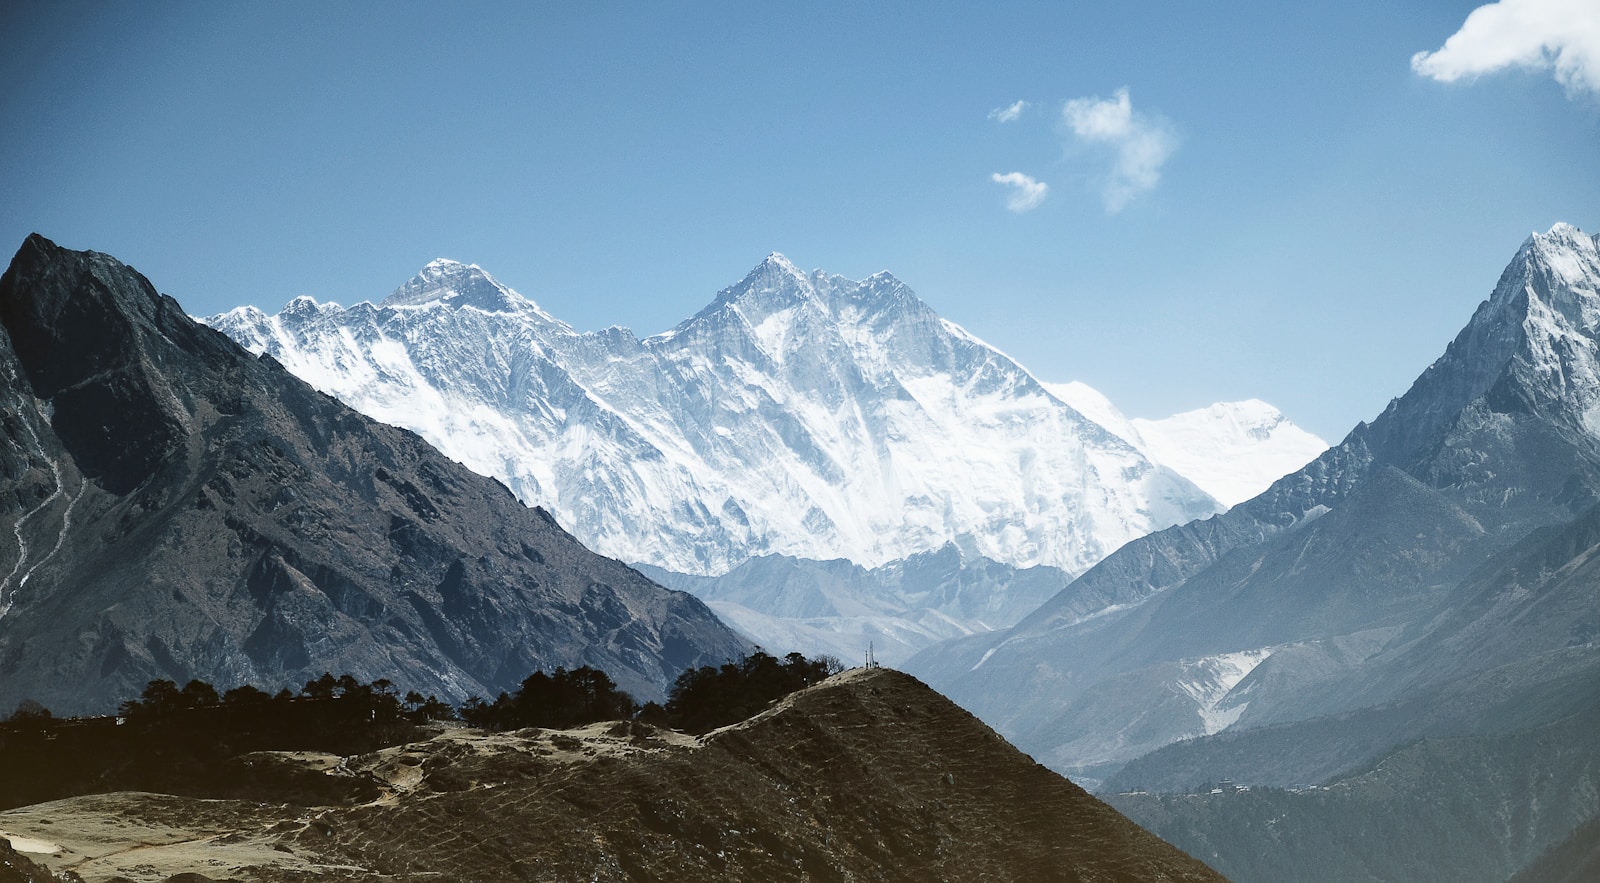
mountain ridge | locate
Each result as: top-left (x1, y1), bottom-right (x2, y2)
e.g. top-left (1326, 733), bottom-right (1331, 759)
top-left (209, 253), bottom-right (1323, 580)
top-left (0, 234), bottom-right (749, 714)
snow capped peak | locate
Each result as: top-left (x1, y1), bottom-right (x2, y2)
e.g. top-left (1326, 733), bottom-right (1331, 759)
top-left (1133, 400), bottom-right (1325, 506)
top-left (855, 270), bottom-right (914, 300)
top-left (735, 252), bottom-right (809, 293)
top-left (1043, 381), bottom-right (1141, 445)
top-left (1530, 221), bottom-right (1595, 249)
top-left (1043, 381), bottom-right (1327, 508)
top-left (760, 251), bottom-right (801, 274)
top-left (382, 259), bottom-right (557, 321)
top-left (281, 294), bottom-right (338, 317)
top-left (1489, 222), bottom-right (1600, 328)
top-left (686, 252), bottom-right (821, 328)
top-left (209, 253), bottom-right (1245, 576)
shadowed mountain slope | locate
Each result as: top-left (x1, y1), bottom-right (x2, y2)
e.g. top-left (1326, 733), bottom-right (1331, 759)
top-left (1107, 700), bottom-right (1600, 883)
top-left (0, 235), bottom-right (747, 713)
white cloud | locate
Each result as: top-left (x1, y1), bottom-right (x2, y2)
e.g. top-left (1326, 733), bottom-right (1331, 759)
top-left (991, 171), bottom-right (1049, 212)
top-left (988, 100), bottom-right (1029, 123)
top-left (1062, 87), bottom-right (1177, 213)
top-left (1411, 0), bottom-right (1600, 96)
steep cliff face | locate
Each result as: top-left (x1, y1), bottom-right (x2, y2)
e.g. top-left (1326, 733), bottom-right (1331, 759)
top-left (0, 235), bottom-right (748, 713)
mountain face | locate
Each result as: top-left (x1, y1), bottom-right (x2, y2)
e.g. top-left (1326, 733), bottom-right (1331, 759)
top-left (0, 235), bottom-right (748, 714)
top-left (908, 223), bottom-right (1600, 788)
top-left (639, 544), bottom-right (1071, 666)
top-left (0, 669), bottom-right (1227, 882)
top-left (1108, 701), bottom-right (1600, 883)
top-left (208, 254), bottom-right (1274, 578)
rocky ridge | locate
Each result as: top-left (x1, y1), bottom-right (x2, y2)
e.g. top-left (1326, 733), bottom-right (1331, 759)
top-left (0, 235), bottom-right (748, 714)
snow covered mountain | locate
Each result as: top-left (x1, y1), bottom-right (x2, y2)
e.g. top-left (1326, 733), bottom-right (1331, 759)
top-left (1046, 382), bottom-right (1326, 506)
top-left (909, 223), bottom-right (1600, 790)
top-left (209, 254), bottom-right (1318, 578)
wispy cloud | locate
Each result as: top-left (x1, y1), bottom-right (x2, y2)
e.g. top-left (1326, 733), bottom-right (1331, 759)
top-left (1411, 0), bottom-right (1600, 97)
top-left (991, 172), bottom-right (1050, 212)
top-left (1061, 87), bottom-right (1177, 213)
top-left (988, 100), bottom-right (1029, 123)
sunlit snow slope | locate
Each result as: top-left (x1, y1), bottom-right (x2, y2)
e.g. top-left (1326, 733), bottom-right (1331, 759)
top-left (1046, 382), bottom-right (1326, 507)
top-left (210, 254), bottom-right (1315, 576)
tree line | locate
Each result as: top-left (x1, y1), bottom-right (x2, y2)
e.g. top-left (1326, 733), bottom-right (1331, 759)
top-left (1, 651), bottom-right (843, 809)
top-left (459, 650), bottom-right (842, 734)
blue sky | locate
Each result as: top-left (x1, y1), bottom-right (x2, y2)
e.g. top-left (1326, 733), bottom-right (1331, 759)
top-left (3, 1), bottom-right (1596, 440)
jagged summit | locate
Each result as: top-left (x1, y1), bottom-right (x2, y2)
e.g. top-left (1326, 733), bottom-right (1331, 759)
top-left (680, 251), bottom-right (818, 329)
top-left (1358, 221), bottom-right (1600, 466)
top-left (382, 258), bottom-right (554, 319)
top-left (211, 253), bottom-right (1242, 576)
top-left (757, 250), bottom-right (802, 275)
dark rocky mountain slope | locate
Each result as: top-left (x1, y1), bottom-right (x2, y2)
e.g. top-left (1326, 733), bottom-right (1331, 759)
top-left (0, 668), bottom-right (1226, 882)
top-left (0, 235), bottom-right (747, 714)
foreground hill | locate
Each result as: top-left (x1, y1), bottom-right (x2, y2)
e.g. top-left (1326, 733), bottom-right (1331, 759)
top-left (0, 668), bottom-right (1225, 882)
top-left (0, 235), bottom-right (747, 713)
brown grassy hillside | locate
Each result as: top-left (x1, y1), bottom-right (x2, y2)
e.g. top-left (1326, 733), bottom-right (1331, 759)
top-left (0, 669), bottom-right (1223, 882)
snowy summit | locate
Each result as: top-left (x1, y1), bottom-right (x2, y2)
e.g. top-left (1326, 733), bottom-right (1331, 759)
top-left (210, 256), bottom-right (1324, 576)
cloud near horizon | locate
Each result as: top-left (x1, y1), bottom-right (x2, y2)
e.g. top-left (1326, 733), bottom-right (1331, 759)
top-left (1411, 0), bottom-right (1600, 96)
top-left (991, 172), bottom-right (1050, 212)
top-left (988, 100), bottom-right (1029, 123)
top-left (1061, 87), bottom-right (1177, 213)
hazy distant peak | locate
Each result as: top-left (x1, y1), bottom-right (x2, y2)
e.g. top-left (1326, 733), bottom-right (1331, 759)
top-left (1043, 381), bottom-right (1326, 508)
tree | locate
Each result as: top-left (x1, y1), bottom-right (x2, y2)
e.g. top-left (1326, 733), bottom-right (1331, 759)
top-left (5, 699), bottom-right (53, 727)
top-left (661, 650), bottom-right (840, 734)
top-left (222, 684), bottom-right (272, 705)
top-left (461, 667), bottom-right (637, 731)
top-left (180, 679), bottom-right (219, 707)
top-left (302, 672), bottom-right (338, 700)
top-left (120, 679), bottom-right (183, 717)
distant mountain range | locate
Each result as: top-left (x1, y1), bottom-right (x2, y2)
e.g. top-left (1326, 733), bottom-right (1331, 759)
top-left (904, 223), bottom-right (1600, 877)
top-left (0, 235), bottom-right (748, 714)
top-left (207, 252), bottom-right (1323, 664)
top-left (208, 254), bottom-right (1324, 579)
top-left (636, 545), bottom-right (1072, 665)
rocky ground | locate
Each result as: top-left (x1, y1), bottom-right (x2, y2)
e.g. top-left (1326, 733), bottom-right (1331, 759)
top-left (0, 669), bottom-right (1224, 882)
